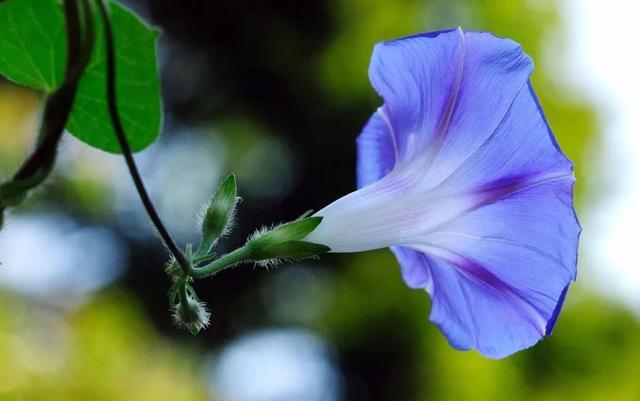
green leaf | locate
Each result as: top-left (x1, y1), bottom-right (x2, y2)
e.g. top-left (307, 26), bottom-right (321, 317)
top-left (0, 0), bottom-right (66, 90)
top-left (0, 0), bottom-right (161, 153)
top-left (68, 1), bottom-right (161, 153)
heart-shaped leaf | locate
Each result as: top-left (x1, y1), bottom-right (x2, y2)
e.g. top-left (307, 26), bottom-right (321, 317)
top-left (0, 0), bottom-right (161, 153)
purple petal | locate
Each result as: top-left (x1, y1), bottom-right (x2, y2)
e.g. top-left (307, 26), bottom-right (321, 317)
top-left (546, 284), bottom-right (569, 335)
top-left (433, 82), bottom-right (573, 194)
top-left (368, 28), bottom-right (464, 161)
top-left (356, 29), bottom-right (579, 358)
top-left (424, 252), bottom-right (550, 358)
top-left (305, 28), bottom-right (580, 358)
top-left (356, 109), bottom-right (396, 188)
top-left (423, 32), bottom-right (534, 187)
top-left (417, 178), bottom-right (578, 358)
top-left (390, 246), bottom-right (432, 289)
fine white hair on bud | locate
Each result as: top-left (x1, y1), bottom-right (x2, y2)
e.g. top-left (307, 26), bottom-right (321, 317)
top-left (254, 257), bottom-right (283, 270)
top-left (197, 175), bottom-right (241, 256)
top-left (172, 296), bottom-right (211, 335)
top-left (196, 195), bottom-right (241, 238)
top-left (245, 218), bottom-right (330, 267)
top-left (164, 256), bottom-right (180, 278)
top-left (247, 224), bottom-right (275, 243)
top-left (246, 225), bottom-right (281, 269)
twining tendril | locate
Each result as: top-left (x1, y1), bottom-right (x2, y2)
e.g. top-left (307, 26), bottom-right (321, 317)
top-left (95, 0), bottom-right (192, 274)
top-left (0, 0), bottom-right (94, 226)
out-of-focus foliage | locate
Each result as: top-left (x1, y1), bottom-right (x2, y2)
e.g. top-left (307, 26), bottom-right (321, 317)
top-left (0, 83), bottom-right (38, 170)
top-left (0, 0), bottom-right (161, 153)
top-left (0, 290), bottom-right (207, 400)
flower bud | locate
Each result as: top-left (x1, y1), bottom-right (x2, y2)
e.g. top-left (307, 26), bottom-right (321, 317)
top-left (172, 296), bottom-right (211, 335)
top-left (198, 174), bottom-right (240, 255)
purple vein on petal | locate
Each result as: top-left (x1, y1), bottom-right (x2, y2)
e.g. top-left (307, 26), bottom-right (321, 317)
top-left (425, 28), bottom-right (466, 150)
top-left (424, 78), bottom-right (531, 192)
top-left (422, 245), bottom-right (549, 335)
top-left (421, 171), bottom-right (573, 237)
top-left (425, 231), bottom-right (569, 272)
top-left (414, 28), bottom-right (466, 169)
top-left (378, 106), bottom-right (400, 163)
top-left (471, 171), bottom-right (574, 207)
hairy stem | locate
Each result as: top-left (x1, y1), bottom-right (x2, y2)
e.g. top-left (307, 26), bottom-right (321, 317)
top-left (177, 276), bottom-right (190, 305)
top-left (190, 245), bottom-right (254, 279)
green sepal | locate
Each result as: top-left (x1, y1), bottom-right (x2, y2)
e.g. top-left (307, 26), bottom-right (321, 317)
top-left (251, 217), bottom-right (323, 244)
top-left (295, 209), bottom-right (315, 220)
top-left (246, 217), bottom-right (329, 263)
top-left (251, 240), bottom-right (330, 262)
top-left (164, 258), bottom-right (180, 279)
top-left (197, 174), bottom-right (239, 256)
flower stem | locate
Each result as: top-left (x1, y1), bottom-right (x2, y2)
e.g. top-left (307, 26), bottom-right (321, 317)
top-left (95, 0), bottom-right (191, 273)
top-left (177, 276), bottom-right (190, 305)
top-left (190, 245), bottom-right (254, 279)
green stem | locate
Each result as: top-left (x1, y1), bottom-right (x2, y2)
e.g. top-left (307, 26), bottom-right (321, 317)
top-left (193, 253), bottom-right (217, 265)
top-left (190, 245), bottom-right (254, 279)
top-left (177, 276), bottom-right (190, 305)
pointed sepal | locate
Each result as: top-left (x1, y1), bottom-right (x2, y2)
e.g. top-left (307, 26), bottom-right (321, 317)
top-left (245, 217), bottom-right (330, 265)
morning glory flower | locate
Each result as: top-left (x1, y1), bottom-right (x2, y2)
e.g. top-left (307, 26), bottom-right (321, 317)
top-left (305, 27), bottom-right (580, 358)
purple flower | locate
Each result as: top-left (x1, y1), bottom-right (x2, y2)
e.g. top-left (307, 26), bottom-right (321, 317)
top-left (305, 27), bottom-right (580, 358)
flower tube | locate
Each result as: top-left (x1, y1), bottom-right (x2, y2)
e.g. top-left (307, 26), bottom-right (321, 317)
top-left (305, 27), bottom-right (580, 358)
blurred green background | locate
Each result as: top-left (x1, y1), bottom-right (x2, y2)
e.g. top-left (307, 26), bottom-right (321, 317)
top-left (1, 0), bottom-right (638, 400)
